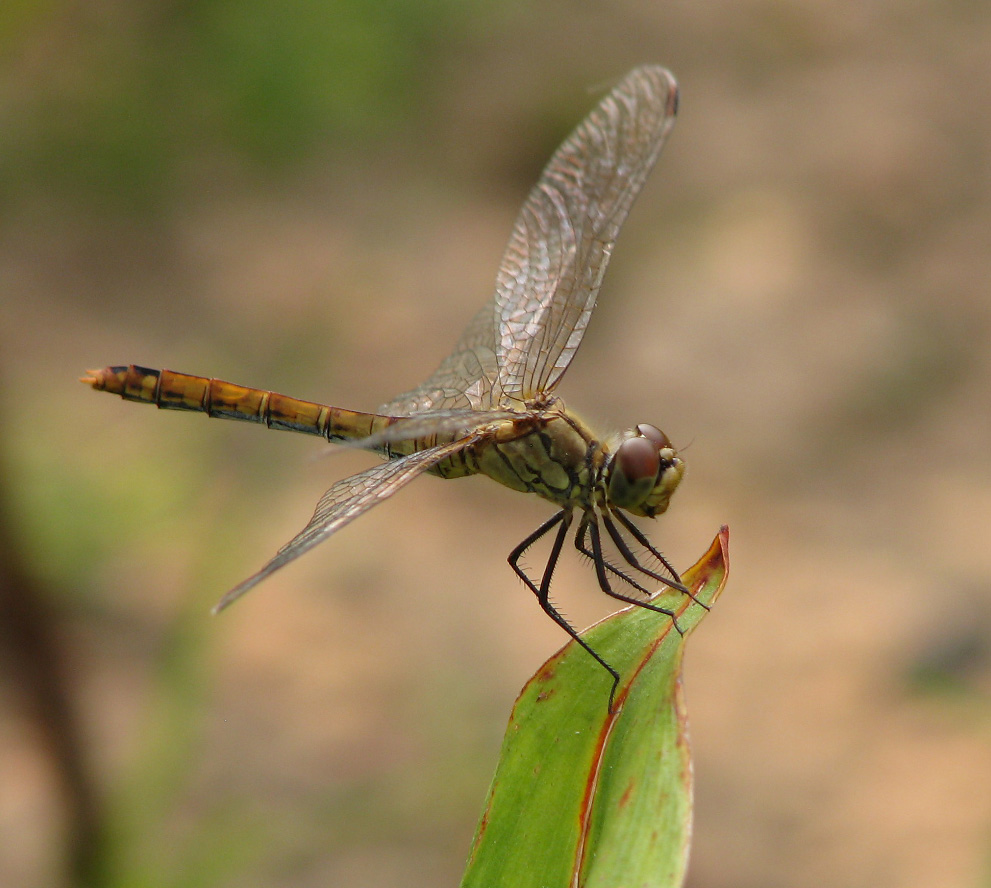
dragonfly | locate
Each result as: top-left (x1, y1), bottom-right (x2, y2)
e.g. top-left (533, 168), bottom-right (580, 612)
top-left (83, 65), bottom-right (687, 706)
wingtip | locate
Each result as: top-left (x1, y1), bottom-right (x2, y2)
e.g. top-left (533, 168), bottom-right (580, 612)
top-left (211, 593), bottom-right (236, 615)
top-left (212, 581), bottom-right (253, 614)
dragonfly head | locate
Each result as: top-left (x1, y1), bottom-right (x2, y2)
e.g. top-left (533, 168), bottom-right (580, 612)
top-left (606, 423), bottom-right (684, 518)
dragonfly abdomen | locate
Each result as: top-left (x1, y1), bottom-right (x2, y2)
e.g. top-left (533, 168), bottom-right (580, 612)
top-left (82, 365), bottom-right (392, 444)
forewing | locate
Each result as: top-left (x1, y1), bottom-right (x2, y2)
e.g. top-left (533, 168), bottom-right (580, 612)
top-left (213, 436), bottom-right (477, 612)
top-left (380, 65), bottom-right (677, 416)
top-left (495, 65), bottom-right (678, 400)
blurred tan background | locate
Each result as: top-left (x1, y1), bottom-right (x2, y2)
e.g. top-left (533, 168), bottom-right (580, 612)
top-left (1, 2), bottom-right (989, 887)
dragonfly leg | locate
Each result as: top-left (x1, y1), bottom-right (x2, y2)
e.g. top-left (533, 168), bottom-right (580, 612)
top-left (574, 517), bottom-right (653, 597)
top-left (603, 511), bottom-right (691, 596)
top-left (579, 513), bottom-right (684, 634)
top-left (508, 510), bottom-right (622, 711)
top-left (609, 510), bottom-right (707, 608)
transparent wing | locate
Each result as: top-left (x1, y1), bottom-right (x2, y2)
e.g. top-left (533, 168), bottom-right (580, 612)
top-left (213, 435), bottom-right (478, 612)
top-left (380, 300), bottom-right (499, 415)
top-left (340, 407), bottom-right (516, 452)
top-left (495, 65), bottom-right (678, 400)
top-left (381, 65), bottom-right (678, 416)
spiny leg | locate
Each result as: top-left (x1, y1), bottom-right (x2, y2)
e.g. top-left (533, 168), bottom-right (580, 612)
top-left (602, 511), bottom-right (689, 595)
top-left (604, 510), bottom-right (688, 596)
top-left (508, 510), bottom-right (622, 710)
top-left (574, 516), bottom-right (653, 597)
top-left (580, 514), bottom-right (680, 628)
top-left (610, 510), bottom-right (708, 609)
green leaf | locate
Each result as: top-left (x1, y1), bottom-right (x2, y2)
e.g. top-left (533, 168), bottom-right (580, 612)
top-left (462, 526), bottom-right (729, 888)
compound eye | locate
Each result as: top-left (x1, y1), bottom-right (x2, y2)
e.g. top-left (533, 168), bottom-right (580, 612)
top-left (615, 435), bottom-right (660, 485)
top-left (636, 423), bottom-right (671, 451)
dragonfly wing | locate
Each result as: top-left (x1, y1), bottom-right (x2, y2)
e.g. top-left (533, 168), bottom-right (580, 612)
top-left (379, 301), bottom-right (501, 415)
top-left (340, 407), bottom-right (518, 452)
top-left (495, 65), bottom-right (678, 400)
top-left (213, 435), bottom-right (478, 612)
top-left (380, 65), bottom-right (677, 416)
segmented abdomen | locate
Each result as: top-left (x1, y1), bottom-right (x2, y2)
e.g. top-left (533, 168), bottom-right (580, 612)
top-left (82, 365), bottom-right (388, 443)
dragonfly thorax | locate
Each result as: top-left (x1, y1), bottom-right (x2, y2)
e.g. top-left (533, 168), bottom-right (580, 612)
top-left (604, 423), bottom-right (684, 518)
top-left (467, 409), bottom-right (596, 508)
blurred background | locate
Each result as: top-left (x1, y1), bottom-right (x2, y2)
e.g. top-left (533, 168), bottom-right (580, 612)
top-left (1, 1), bottom-right (989, 886)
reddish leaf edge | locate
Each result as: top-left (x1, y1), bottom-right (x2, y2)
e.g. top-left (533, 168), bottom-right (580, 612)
top-left (573, 525), bottom-right (729, 883)
top-left (462, 527), bottom-right (729, 888)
